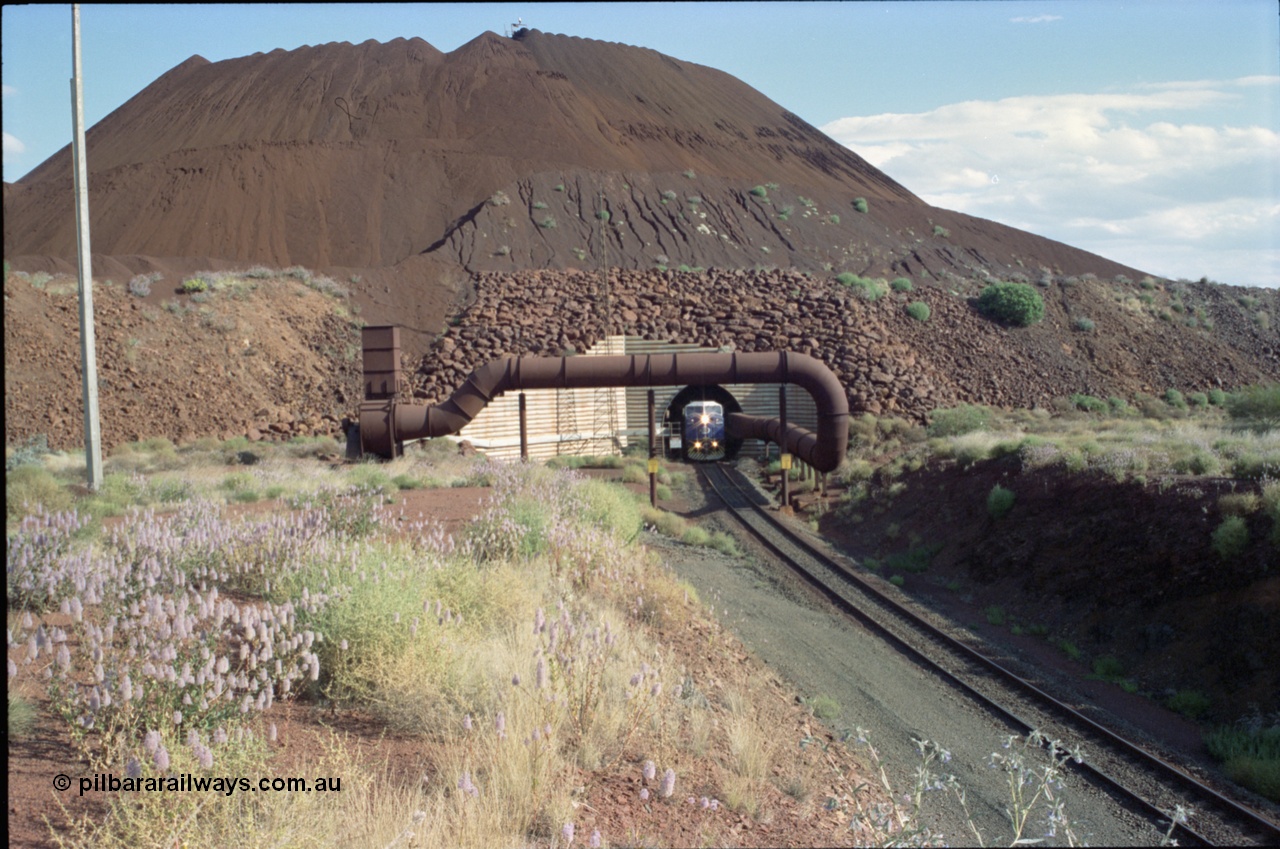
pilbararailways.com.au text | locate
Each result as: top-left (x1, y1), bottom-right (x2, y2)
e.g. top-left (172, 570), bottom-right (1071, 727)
top-left (65, 772), bottom-right (342, 797)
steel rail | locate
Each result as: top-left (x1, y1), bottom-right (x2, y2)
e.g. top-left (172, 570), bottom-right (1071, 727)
top-left (699, 462), bottom-right (1280, 846)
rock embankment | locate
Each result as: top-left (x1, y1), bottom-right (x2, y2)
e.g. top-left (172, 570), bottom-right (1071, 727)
top-left (412, 268), bottom-right (1280, 420)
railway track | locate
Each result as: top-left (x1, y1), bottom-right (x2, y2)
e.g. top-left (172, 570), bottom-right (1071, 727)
top-left (699, 461), bottom-right (1280, 847)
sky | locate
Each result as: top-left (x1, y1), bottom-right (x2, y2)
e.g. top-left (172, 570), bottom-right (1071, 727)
top-left (3, 2), bottom-right (1278, 287)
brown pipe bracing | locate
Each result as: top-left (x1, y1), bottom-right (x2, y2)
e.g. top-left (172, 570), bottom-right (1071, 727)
top-left (360, 352), bottom-right (849, 472)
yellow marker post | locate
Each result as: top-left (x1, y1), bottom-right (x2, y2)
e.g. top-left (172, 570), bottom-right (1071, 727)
top-left (648, 458), bottom-right (660, 475)
top-left (780, 453), bottom-right (792, 471)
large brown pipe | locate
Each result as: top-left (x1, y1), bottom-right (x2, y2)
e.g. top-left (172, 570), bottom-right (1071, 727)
top-left (360, 351), bottom-right (849, 471)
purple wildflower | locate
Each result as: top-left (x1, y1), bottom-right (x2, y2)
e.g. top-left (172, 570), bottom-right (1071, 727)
top-left (561, 822), bottom-right (575, 846)
top-left (154, 745), bottom-right (170, 772)
top-left (642, 760), bottom-right (656, 782)
top-left (589, 829), bottom-right (601, 849)
top-left (660, 768), bottom-right (675, 798)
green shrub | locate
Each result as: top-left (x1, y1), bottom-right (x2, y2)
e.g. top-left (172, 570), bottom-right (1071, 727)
top-left (8, 693), bottom-right (36, 739)
top-left (852, 197), bottom-right (869, 214)
top-left (926, 404), bottom-right (992, 437)
top-left (681, 526), bottom-right (711, 547)
top-left (532, 201), bottom-right (548, 210)
top-left (539, 216), bottom-right (557, 229)
top-left (1092, 655), bottom-right (1125, 679)
top-left (1070, 394), bottom-right (1108, 413)
top-left (1164, 388), bottom-right (1188, 409)
top-left (890, 277), bottom-right (913, 292)
top-left (391, 474), bottom-right (425, 491)
top-left (1208, 388), bottom-right (1228, 406)
top-left (1056, 639), bottom-right (1082, 661)
top-left (905, 301), bottom-right (930, 322)
top-left (709, 531), bottom-right (740, 557)
top-left (749, 185), bottom-right (768, 198)
top-left (984, 605), bottom-right (1007, 626)
top-left (977, 282), bottom-right (1045, 326)
top-left (1226, 384), bottom-right (1280, 431)
top-left (181, 278), bottom-right (208, 293)
top-left (810, 695), bottom-right (841, 720)
top-left (932, 224), bottom-right (950, 238)
top-left (885, 544), bottom-right (940, 574)
top-left (828, 214), bottom-right (841, 225)
top-left (835, 273), bottom-right (887, 301)
top-left (889, 575), bottom-right (905, 587)
top-left (6, 464), bottom-right (73, 519)
top-left (1167, 689), bottom-right (1212, 720)
top-left (987, 484), bottom-right (1015, 519)
top-left (1072, 316), bottom-right (1096, 332)
top-left (1205, 724), bottom-right (1280, 802)
top-left (1211, 516), bottom-right (1250, 559)
top-left (1187, 391), bottom-right (1209, 408)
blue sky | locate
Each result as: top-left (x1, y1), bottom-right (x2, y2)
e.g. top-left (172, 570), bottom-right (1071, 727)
top-left (3, 2), bottom-right (1277, 286)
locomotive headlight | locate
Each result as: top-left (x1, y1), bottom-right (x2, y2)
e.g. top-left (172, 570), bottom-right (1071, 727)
top-left (700, 414), bottom-right (710, 425)
top-left (711, 440), bottom-right (719, 448)
top-left (694, 441), bottom-right (703, 450)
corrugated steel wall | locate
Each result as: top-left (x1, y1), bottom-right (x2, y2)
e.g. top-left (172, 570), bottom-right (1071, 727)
top-left (451, 337), bottom-right (818, 462)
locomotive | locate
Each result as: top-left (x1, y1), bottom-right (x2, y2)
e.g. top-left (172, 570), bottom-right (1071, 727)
top-left (683, 400), bottom-right (726, 462)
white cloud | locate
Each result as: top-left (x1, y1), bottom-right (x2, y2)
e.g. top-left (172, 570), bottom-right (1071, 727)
top-left (822, 78), bottom-right (1280, 287)
top-left (3, 131), bottom-right (26, 156)
top-left (1010, 15), bottom-right (1062, 24)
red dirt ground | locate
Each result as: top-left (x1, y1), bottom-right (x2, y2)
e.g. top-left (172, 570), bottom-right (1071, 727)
top-left (7, 479), bottom-right (883, 849)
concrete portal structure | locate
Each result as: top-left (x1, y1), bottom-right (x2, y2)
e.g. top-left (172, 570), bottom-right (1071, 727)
top-left (441, 336), bottom-right (819, 463)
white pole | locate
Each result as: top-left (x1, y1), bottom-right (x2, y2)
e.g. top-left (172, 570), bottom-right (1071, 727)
top-left (71, 4), bottom-right (103, 490)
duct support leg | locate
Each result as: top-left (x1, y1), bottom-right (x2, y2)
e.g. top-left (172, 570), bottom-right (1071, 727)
top-left (519, 392), bottom-right (528, 462)
top-left (779, 386), bottom-right (790, 512)
top-left (648, 389), bottom-right (657, 509)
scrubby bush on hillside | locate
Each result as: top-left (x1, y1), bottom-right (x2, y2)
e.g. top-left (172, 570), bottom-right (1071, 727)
top-left (852, 197), bottom-right (869, 214)
top-left (1164, 389), bottom-right (1188, 410)
top-left (1070, 394), bottom-right (1108, 413)
top-left (128, 272), bottom-right (161, 297)
top-left (987, 485), bottom-right (1015, 519)
top-left (1211, 516), bottom-right (1250, 560)
top-left (1226, 384), bottom-right (1280, 432)
top-left (905, 301), bottom-right (930, 322)
top-left (926, 404), bottom-right (991, 438)
top-left (891, 277), bottom-right (913, 292)
top-left (1072, 316), bottom-right (1095, 332)
top-left (976, 282), bottom-right (1045, 326)
top-left (749, 185), bottom-right (768, 198)
top-left (835, 273), bottom-right (887, 301)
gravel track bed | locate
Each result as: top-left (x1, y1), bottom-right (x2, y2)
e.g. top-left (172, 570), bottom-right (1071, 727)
top-left (645, 464), bottom-right (1162, 846)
